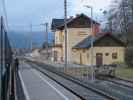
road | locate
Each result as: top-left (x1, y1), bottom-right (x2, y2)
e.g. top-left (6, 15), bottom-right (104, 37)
top-left (18, 61), bottom-right (81, 100)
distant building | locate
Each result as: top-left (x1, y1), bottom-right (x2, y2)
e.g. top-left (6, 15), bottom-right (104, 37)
top-left (51, 13), bottom-right (125, 65)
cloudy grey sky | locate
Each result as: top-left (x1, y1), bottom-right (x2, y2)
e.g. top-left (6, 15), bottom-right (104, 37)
top-left (0, 0), bottom-right (112, 31)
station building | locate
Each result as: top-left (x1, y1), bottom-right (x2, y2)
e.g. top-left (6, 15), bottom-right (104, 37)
top-left (51, 13), bottom-right (126, 66)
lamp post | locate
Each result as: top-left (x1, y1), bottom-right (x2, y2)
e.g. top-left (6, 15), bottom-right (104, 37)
top-left (30, 24), bottom-right (33, 51)
top-left (64, 0), bottom-right (67, 68)
top-left (45, 23), bottom-right (49, 59)
top-left (84, 5), bottom-right (95, 81)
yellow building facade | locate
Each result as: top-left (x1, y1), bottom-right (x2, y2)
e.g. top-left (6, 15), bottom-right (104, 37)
top-left (65, 28), bottom-right (92, 62)
top-left (72, 47), bottom-right (125, 66)
top-left (51, 14), bottom-right (125, 65)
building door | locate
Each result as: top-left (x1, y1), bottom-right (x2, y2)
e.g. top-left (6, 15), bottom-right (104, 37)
top-left (80, 53), bottom-right (82, 64)
top-left (96, 53), bottom-right (103, 66)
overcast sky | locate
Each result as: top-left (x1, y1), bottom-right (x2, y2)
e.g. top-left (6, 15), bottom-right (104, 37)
top-left (0, 0), bottom-right (112, 31)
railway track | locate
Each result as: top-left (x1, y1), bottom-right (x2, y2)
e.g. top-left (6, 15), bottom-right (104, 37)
top-left (26, 60), bottom-right (116, 100)
top-left (115, 77), bottom-right (133, 84)
top-left (25, 59), bottom-right (133, 100)
top-left (103, 77), bottom-right (133, 89)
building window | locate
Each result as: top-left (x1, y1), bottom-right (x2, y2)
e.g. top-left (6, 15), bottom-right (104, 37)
top-left (83, 50), bottom-right (86, 53)
top-left (112, 53), bottom-right (117, 59)
top-left (87, 53), bottom-right (89, 59)
top-left (78, 31), bottom-right (88, 36)
top-left (61, 57), bottom-right (63, 62)
top-left (105, 53), bottom-right (109, 56)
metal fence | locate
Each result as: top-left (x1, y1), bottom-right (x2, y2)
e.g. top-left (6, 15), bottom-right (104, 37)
top-left (0, 16), bottom-right (13, 100)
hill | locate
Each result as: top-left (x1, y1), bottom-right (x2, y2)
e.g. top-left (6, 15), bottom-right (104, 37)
top-left (7, 31), bottom-right (54, 48)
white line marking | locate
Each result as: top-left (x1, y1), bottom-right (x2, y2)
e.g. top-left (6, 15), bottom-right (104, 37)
top-left (14, 72), bottom-right (18, 100)
top-left (19, 71), bottom-right (31, 100)
top-left (33, 69), bottom-right (69, 100)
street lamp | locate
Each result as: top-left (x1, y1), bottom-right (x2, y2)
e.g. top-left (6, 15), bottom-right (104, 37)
top-left (84, 5), bottom-right (95, 82)
top-left (64, 0), bottom-right (67, 69)
top-left (30, 24), bottom-right (33, 51)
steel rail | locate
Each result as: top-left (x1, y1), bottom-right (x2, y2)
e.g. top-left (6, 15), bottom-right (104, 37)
top-left (30, 63), bottom-right (86, 100)
top-left (26, 60), bottom-right (117, 100)
top-left (104, 77), bottom-right (133, 89)
top-left (115, 77), bottom-right (133, 83)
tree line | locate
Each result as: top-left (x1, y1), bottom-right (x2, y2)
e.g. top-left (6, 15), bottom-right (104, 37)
top-left (106, 0), bottom-right (133, 66)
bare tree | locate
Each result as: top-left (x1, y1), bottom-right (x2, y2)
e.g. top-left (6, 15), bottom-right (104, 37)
top-left (106, 0), bottom-right (133, 66)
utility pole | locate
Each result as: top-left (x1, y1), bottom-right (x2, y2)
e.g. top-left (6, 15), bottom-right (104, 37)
top-left (85, 5), bottom-right (95, 81)
top-left (90, 7), bottom-right (95, 81)
top-left (45, 23), bottom-right (49, 58)
top-left (0, 16), bottom-right (3, 100)
top-left (64, 0), bottom-right (68, 68)
top-left (41, 23), bottom-right (49, 58)
top-left (30, 24), bottom-right (33, 51)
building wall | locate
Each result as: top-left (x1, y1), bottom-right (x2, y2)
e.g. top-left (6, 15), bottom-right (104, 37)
top-left (72, 47), bottom-right (125, 65)
top-left (72, 49), bottom-right (89, 65)
top-left (52, 30), bottom-right (64, 62)
top-left (53, 24), bottom-right (100, 63)
top-left (53, 47), bottom-right (63, 62)
top-left (54, 30), bottom-right (64, 44)
top-left (53, 27), bottom-right (102, 63)
top-left (52, 29), bottom-right (125, 65)
top-left (63, 28), bottom-right (92, 63)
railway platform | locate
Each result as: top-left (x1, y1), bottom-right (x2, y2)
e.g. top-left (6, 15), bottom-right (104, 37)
top-left (16, 61), bottom-right (81, 100)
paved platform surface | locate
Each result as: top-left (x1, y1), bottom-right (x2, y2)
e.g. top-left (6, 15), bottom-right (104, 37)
top-left (29, 61), bottom-right (108, 100)
top-left (18, 61), bottom-right (81, 100)
top-left (16, 70), bottom-right (26, 100)
top-left (29, 60), bottom-right (133, 100)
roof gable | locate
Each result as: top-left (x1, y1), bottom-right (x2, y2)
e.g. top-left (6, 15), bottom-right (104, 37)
top-left (67, 14), bottom-right (93, 28)
top-left (51, 14), bottom-right (100, 30)
top-left (73, 33), bottom-right (126, 49)
top-left (94, 34), bottom-right (126, 47)
top-left (51, 19), bottom-right (64, 30)
top-left (58, 14), bottom-right (100, 29)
